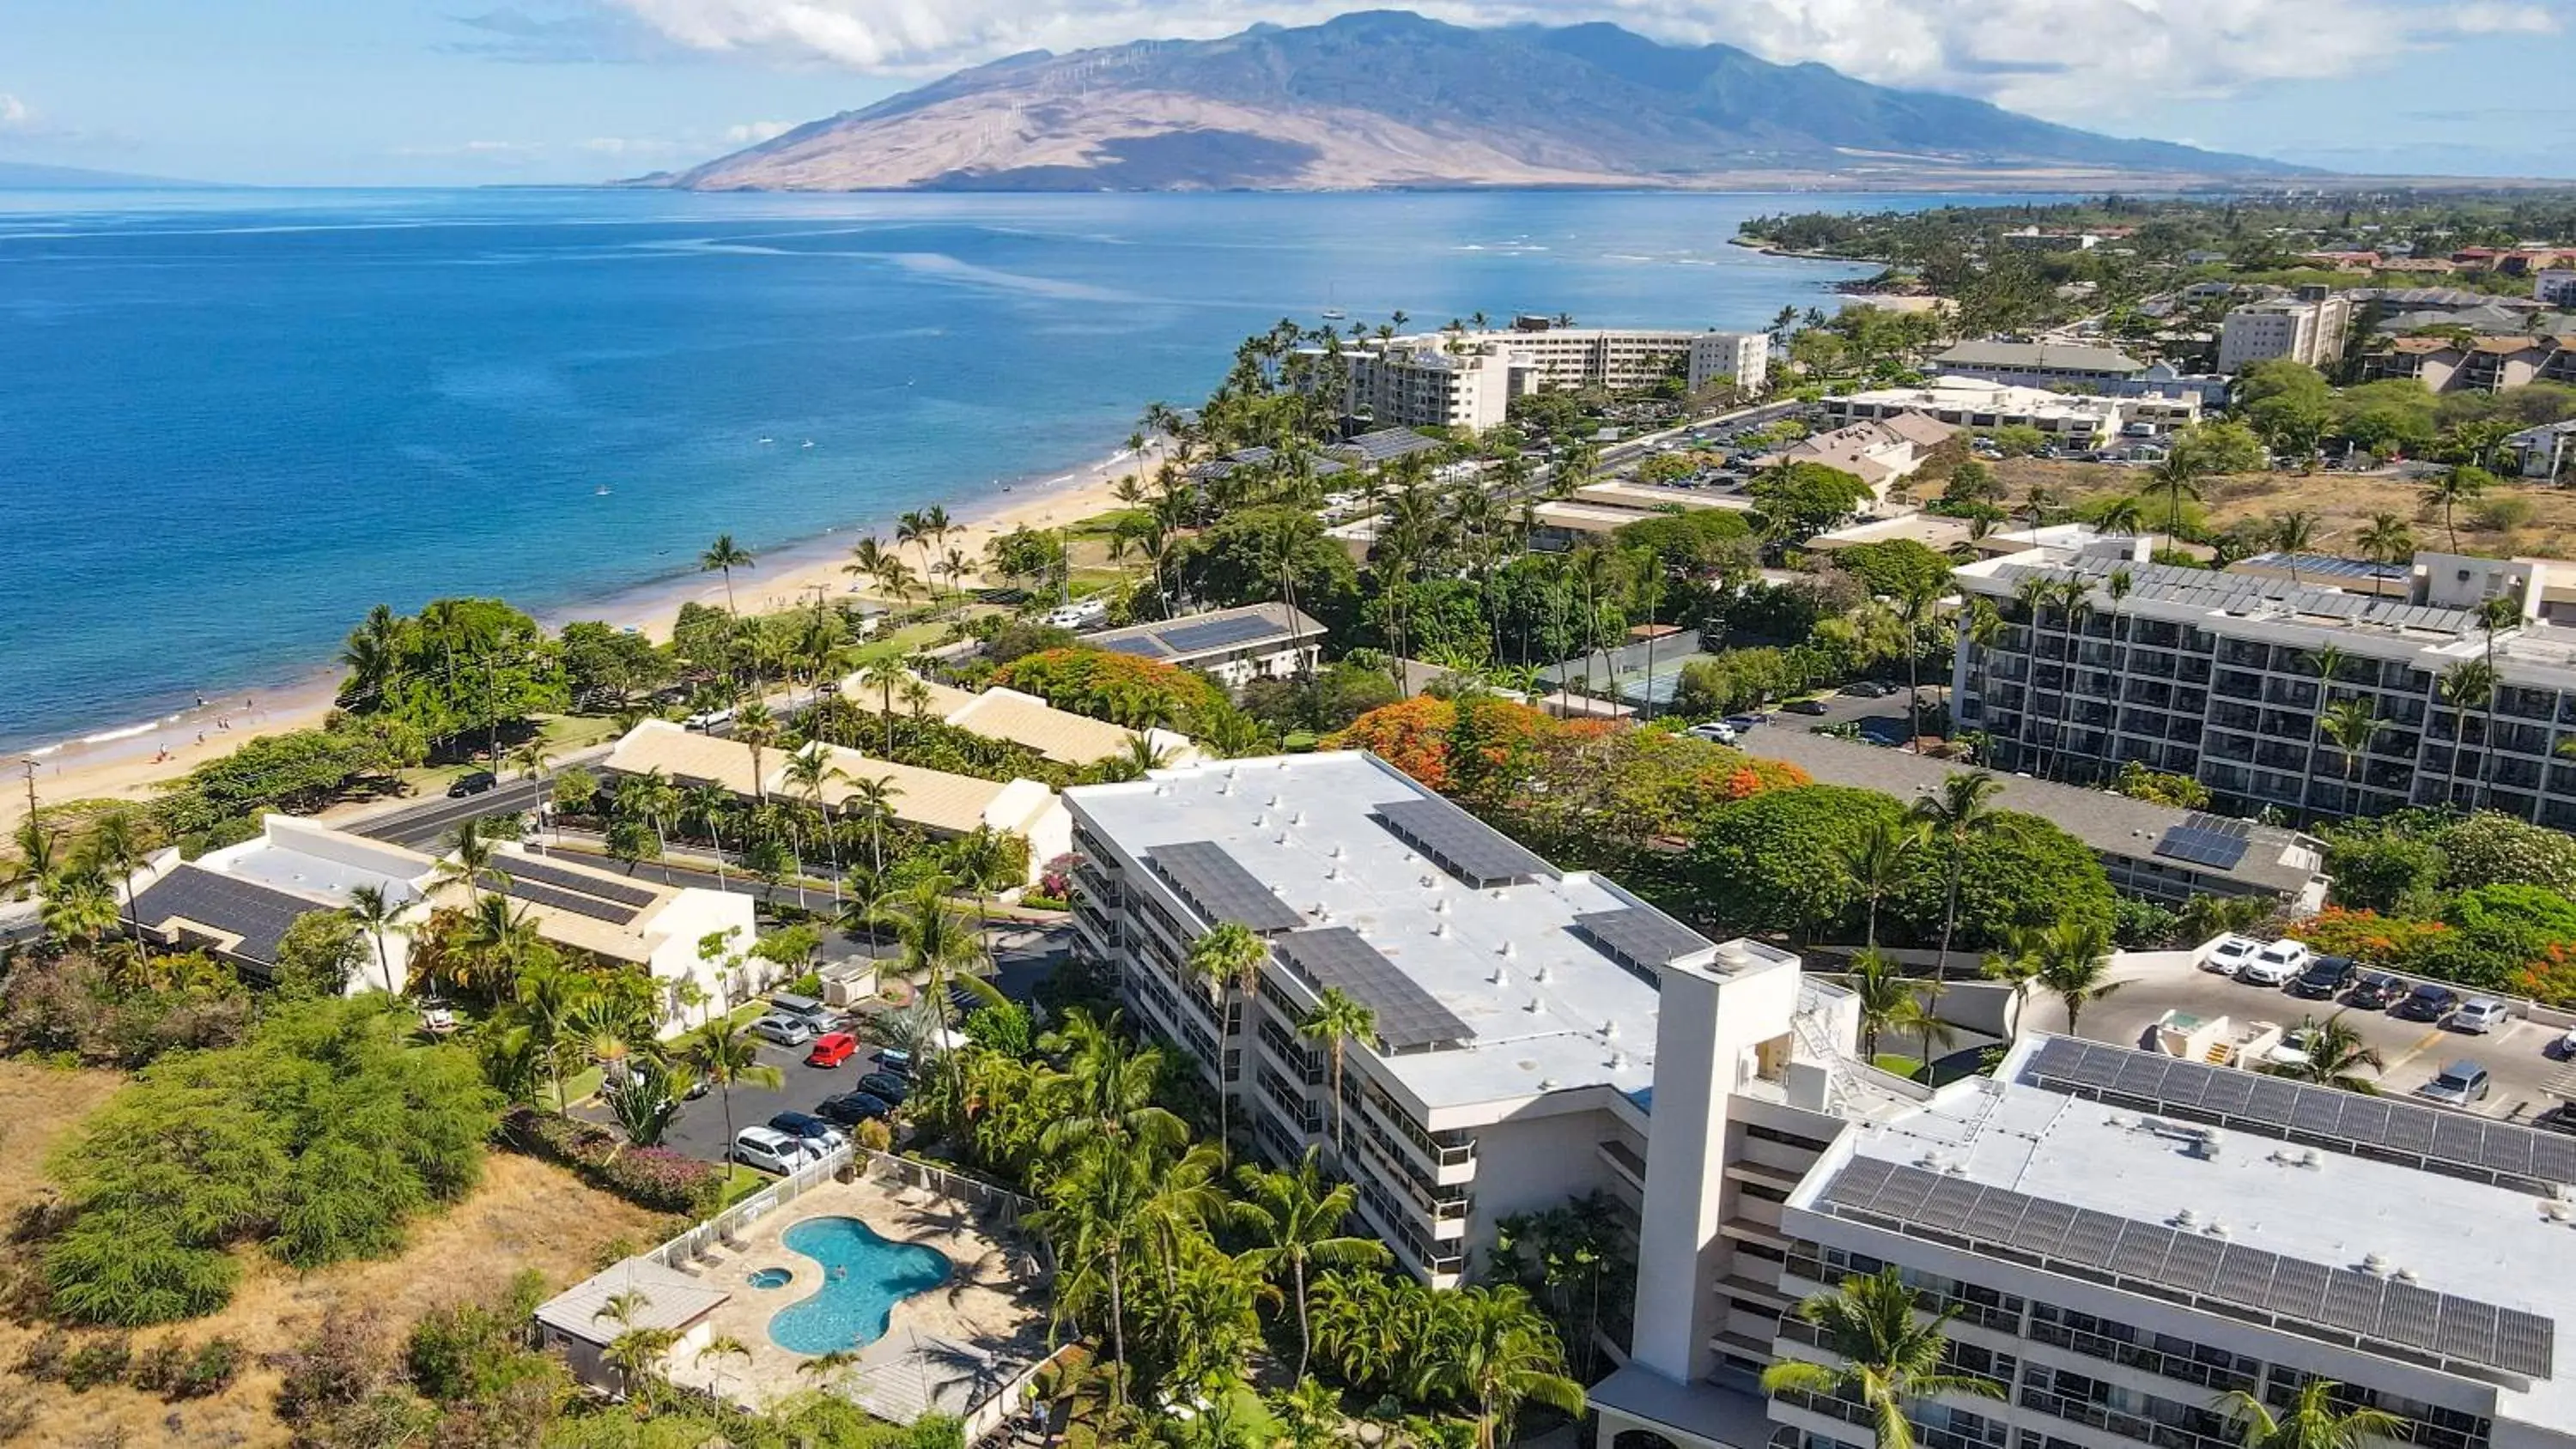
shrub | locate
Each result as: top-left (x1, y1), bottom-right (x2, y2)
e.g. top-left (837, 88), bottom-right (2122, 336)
top-left (174, 1337), bottom-right (243, 1399)
top-left (2471, 496), bottom-right (2537, 532)
top-left (126, 1336), bottom-right (185, 1395)
top-left (2299, 906), bottom-right (2454, 969)
top-left (15, 1326), bottom-right (68, 1380)
top-left (272, 1302), bottom-right (391, 1429)
top-left (63, 1333), bottom-right (131, 1390)
top-left (2437, 811), bottom-right (2576, 894)
top-left (499, 1107), bottom-right (726, 1216)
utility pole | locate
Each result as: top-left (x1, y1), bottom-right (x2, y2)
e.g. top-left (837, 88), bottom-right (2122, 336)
top-left (17, 755), bottom-right (35, 826)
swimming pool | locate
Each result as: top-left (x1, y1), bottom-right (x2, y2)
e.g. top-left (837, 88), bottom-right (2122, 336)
top-left (767, 1216), bottom-right (951, 1355)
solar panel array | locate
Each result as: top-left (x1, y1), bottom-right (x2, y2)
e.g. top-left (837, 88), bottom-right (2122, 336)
top-left (506, 855), bottom-right (660, 908)
top-left (1273, 926), bottom-right (1472, 1050)
top-left (1819, 1155), bottom-right (2555, 1381)
top-left (1100, 634), bottom-right (1170, 659)
top-left (2154, 812), bottom-right (2255, 870)
top-left (1160, 613), bottom-right (1290, 656)
top-left (1341, 427), bottom-right (1441, 464)
top-left (1572, 907), bottom-right (1713, 973)
top-left (2023, 1037), bottom-right (2576, 1189)
top-left (1373, 797), bottom-right (1555, 886)
top-left (1146, 840), bottom-right (1306, 933)
top-left (2245, 553), bottom-right (2412, 585)
top-left (128, 864), bottom-right (319, 967)
top-left (1988, 556), bottom-right (2478, 637)
top-left (489, 871), bottom-right (643, 925)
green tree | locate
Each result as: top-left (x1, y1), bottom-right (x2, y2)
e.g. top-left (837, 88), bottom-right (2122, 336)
top-left (1187, 922), bottom-right (1269, 1165)
top-left (683, 1016), bottom-right (784, 1166)
top-left (1298, 986), bottom-right (1376, 1164)
top-left (2260, 1011), bottom-right (2385, 1094)
top-left (1230, 1149), bottom-right (1390, 1379)
top-left (1751, 462), bottom-right (1874, 542)
top-left (1839, 816), bottom-right (1927, 947)
top-left (1909, 772), bottom-right (2003, 962)
top-left (274, 909), bottom-right (365, 1000)
top-left (2217, 1378), bottom-right (2403, 1449)
top-left (1761, 1267), bottom-right (2004, 1449)
top-left (2031, 918), bottom-right (2123, 1035)
top-left (1409, 1285), bottom-right (1585, 1449)
top-left (344, 883), bottom-right (413, 996)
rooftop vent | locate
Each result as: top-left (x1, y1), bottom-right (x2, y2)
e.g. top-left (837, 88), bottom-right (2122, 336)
top-left (1602, 1019), bottom-right (1619, 1040)
top-left (1434, 897), bottom-right (1452, 914)
top-left (1534, 964), bottom-right (1553, 985)
top-left (1527, 997), bottom-right (1544, 1014)
top-left (2395, 1266), bottom-right (2422, 1285)
top-left (1609, 1051), bottom-right (1627, 1070)
top-left (2172, 1208), bottom-right (2200, 1229)
top-left (1291, 811), bottom-right (1306, 826)
top-left (1489, 967), bottom-right (1508, 985)
top-left (2105, 1113), bottom-right (2130, 1130)
top-left (1266, 794), bottom-right (1282, 809)
top-left (1275, 832), bottom-right (1291, 846)
top-left (1431, 922), bottom-right (1449, 937)
top-left (2362, 1253), bottom-right (2392, 1276)
top-left (1500, 942), bottom-right (1517, 959)
top-left (1329, 845), bottom-right (1346, 860)
top-left (2203, 1221), bottom-right (2232, 1240)
top-left (1538, 1077), bottom-right (1559, 1090)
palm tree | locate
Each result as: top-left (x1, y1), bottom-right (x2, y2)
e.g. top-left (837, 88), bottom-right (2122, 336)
top-left (434, 815), bottom-right (507, 906)
top-left (593, 1291), bottom-right (678, 1403)
top-left (2292, 644), bottom-right (2348, 820)
top-left (2472, 594), bottom-right (2520, 811)
top-left (2092, 494), bottom-right (2147, 537)
top-left (1230, 1148), bottom-right (1389, 1379)
top-left (782, 745), bottom-right (849, 904)
top-left (1979, 924), bottom-right (2044, 1033)
top-left (2144, 444), bottom-right (2207, 549)
top-left (2217, 1377), bottom-right (2403, 1449)
top-left (699, 533), bottom-right (756, 618)
top-left (82, 809), bottom-right (144, 937)
top-left (798, 1346), bottom-right (866, 1396)
top-left (733, 701), bottom-right (779, 803)
top-left (1838, 818), bottom-right (1925, 947)
top-left (2261, 1011), bottom-right (2385, 1094)
top-left (1890, 984), bottom-right (1959, 1076)
top-left (456, 891), bottom-right (540, 998)
top-left (346, 883), bottom-right (412, 995)
top-left (1761, 1267), bottom-right (2004, 1449)
top-left (2318, 697), bottom-right (2386, 815)
top-left (2032, 918), bottom-right (2123, 1036)
top-left (896, 874), bottom-right (999, 1103)
top-left (2272, 510), bottom-right (2319, 577)
top-left (694, 1334), bottom-right (752, 1401)
top-left (683, 780), bottom-right (734, 889)
top-left (1411, 1285), bottom-right (1586, 1449)
top-left (1908, 772), bottom-right (2002, 965)
top-left (1847, 950), bottom-right (1913, 1060)
top-left (1187, 922), bottom-right (1269, 1164)
top-left (684, 1016), bottom-right (784, 1164)
top-left (1298, 986), bottom-right (1376, 1165)
top-left (2041, 576), bottom-right (2092, 782)
top-left (1030, 1139), bottom-right (1157, 1416)
top-left (2356, 512), bottom-right (2415, 565)
top-left (2427, 466), bottom-right (2488, 551)
top-left (2435, 658), bottom-right (2494, 810)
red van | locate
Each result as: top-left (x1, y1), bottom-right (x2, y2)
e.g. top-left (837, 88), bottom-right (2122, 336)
top-left (805, 1032), bottom-right (860, 1068)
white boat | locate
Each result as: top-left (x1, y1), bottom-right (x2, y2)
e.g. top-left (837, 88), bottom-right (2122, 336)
top-left (594, 484), bottom-right (611, 496)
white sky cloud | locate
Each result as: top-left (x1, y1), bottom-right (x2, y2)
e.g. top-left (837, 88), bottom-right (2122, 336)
top-left (0, 94), bottom-right (39, 133)
top-left (592, 0), bottom-right (2561, 121)
top-left (724, 118), bottom-right (795, 142)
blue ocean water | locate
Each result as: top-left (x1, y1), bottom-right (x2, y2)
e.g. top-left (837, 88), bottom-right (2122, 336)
top-left (0, 187), bottom-right (1974, 752)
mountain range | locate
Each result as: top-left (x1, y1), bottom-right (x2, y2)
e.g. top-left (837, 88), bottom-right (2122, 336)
top-left (0, 160), bottom-right (213, 189)
top-left (661, 11), bottom-right (2296, 193)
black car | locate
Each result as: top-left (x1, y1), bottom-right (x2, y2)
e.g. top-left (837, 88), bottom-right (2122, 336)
top-left (447, 769), bottom-right (497, 798)
top-left (769, 1110), bottom-right (844, 1144)
top-left (815, 1091), bottom-right (893, 1126)
top-left (2287, 955), bottom-right (2359, 1000)
top-left (1782, 699), bottom-right (1832, 716)
top-left (856, 1070), bottom-right (910, 1105)
top-left (2348, 970), bottom-right (2407, 1010)
top-left (2394, 982), bottom-right (2462, 1022)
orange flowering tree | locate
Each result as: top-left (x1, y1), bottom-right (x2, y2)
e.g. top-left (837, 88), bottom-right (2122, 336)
top-left (2296, 906), bottom-right (2453, 972)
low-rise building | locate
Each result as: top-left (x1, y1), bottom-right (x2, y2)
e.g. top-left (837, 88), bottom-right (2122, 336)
top-left (127, 815), bottom-right (436, 991)
top-left (1929, 340), bottom-right (2148, 391)
top-left (2218, 292), bottom-right (2354, 371)
top-left (2360, 334), bottom-right (2576, 393)
top-left (604, 719), bottom-right (1070, 882)
top-left (1088, 603), bottom-right (1324, 687)
top-left (2506, 420), bottom-right (2576, 482)
top-left (1759, 411), bottom-right (1959, 503)
top-left (2540, 269), bottom-right (2576, 306)
top-left (850, 673), bottom-right (1199, 770)
top-left (1824, 379), bottom-right (2125, 449)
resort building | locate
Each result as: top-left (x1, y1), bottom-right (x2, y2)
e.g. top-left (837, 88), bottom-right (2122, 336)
top-left (1062, 751), bottom-right (1884, 1290)
top-left (602, 719), bottom-right (1071, 883)
top-left (1758, 413), bottom-right (1959, 502)
top-left (2359, 334), bottom-right (2576, 393)
top-left (2506, 420), bottom-right (2576, 482)
top-left (1946, 547), bottom-right (2576, 827)
top-left (1822, 379), bottom-right (2128, 449)
top-left (1088, 602), bottom-right (1324, 687)
top-left (1321, 325), bottom-right (1769, 433)
top-left (2218, 292), bottom-right (2354, 371)
top-left (1736, 730), bottom-right (2330, 912)
top-left (127, 814), bottom-right (436, 991)
top-left (852, 673), bottom-right (1199, 770)
top-left (1929, 341), bottom-right (2148, 391)
top-left (1528, 482), bottom-right (1753, 551)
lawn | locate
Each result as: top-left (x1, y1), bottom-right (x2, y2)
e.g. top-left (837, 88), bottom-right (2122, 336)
top-left (0, 1058), bottom-right (677, 1446)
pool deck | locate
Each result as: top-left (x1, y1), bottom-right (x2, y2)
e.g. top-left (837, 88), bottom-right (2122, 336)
top-left (659, 1172), bottom-right (1054, 1424)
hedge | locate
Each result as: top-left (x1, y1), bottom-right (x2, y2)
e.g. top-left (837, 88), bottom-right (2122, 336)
top-left (500, 1107), bottom-right (726, 1217)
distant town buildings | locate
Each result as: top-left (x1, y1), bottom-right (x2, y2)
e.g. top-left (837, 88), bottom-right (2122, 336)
top-left (1929, 339), bottom-right (2148, 391)
top-left (2540, 269), bottom-right (2576, 306)
top-left (2217, 289), bottom-right (2354, 371)
top-left (2360, 334), bottom-right (2576, 393)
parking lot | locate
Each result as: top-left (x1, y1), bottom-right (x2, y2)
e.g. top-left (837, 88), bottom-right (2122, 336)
top-left (2075, 950), bottom-right (2570, 1125)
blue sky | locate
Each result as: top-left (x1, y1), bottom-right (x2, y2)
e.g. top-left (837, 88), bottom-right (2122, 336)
top-left (3, 0), bottom-right (2568, 185)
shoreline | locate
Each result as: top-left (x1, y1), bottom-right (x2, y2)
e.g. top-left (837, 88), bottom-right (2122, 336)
top-left (1, 437), bottom-right (1158, 834)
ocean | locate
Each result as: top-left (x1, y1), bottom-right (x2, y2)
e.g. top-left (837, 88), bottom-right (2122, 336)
top-left (0, 187), bottom-right (1970, 754)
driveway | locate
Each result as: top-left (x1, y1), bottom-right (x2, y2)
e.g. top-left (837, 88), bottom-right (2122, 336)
top-left (2064, 951), bottom-right (2567, 1125)
top-left (591, 1030), bottom-right (908, 1166)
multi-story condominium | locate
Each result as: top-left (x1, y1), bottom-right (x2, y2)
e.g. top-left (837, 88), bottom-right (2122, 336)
top-left (2538, 270), bottom-right (2576, 307)
top-left (2217, 293), bottom-right (2354, 371)
top-left (2360, 334), bottom-right (2576, 393)
top-left (1060, 751), bottom-right (1881, 1288)
top-left (2506, 420), bottom-right (2576, 482)
top-left (1823, 379), bottom-right (2133, 448)
top-left (1322, 325), bottom-right (1770, 433)
top-left (1947, 544), bottom-right (2576, 828)
top-left (1930, 341), bottom-right (2148, 391)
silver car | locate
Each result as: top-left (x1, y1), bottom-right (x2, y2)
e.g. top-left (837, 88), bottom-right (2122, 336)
top-left (750, 1013), bottom-right (817, 1046)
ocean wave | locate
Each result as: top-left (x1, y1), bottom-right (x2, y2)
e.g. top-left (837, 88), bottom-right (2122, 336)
top-left (79, 720), bottom-right (158, 745)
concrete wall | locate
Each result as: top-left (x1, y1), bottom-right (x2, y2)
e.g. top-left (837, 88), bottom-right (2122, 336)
top-left (1462, 1102), bottom-right (1625, 1263)
top-left (645, 888), bottom-right (760, 1035)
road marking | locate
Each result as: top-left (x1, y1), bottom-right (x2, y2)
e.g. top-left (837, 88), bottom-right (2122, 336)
top-left (2378, 1026), bottom-right (2453, 1079)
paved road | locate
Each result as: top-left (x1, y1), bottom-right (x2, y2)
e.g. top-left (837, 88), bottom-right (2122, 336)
top-left (2076, 953), bottom-right (2568, 1125)
top-left (353, 778), bottom-right (547, 849)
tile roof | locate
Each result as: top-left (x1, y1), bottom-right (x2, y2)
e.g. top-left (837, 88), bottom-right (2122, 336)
top-left (603, 720), bottom-right (1037, 837)
top-left (536, 1258), bottom-right (730, 1344)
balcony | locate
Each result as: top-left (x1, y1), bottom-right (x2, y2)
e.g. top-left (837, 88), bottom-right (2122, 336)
top-left (1598, 1137), bottom-right (1647, 1190)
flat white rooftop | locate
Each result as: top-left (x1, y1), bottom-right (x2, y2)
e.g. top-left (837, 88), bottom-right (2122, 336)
top-left (1814, 1035), bottom-right (2576, 1420)
top-left (1067, 752), bottom-right (1698, 1112)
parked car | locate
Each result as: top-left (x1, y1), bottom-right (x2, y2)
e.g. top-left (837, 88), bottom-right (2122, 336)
top-left (768, 1111), bottom-right (848, 1149)
top-left (2348, 971), bottom-right (2409, 1011)
top-left (1722, 713), bottom-right (1765, 731)
top-left (2236, 939), bottom-right (2312, 988)
top-left (805, 1031), bottom-right (861, 1068)
top-left (418, 999), bottom-right (459, 1035)
top-left (875, 1047), bottom-right (915, 1078)
top-left (856, 1070), bottom-right (910, 1104)
top-left (2416, 1060), bottom-right (2491, 1107)
top-left (683, 706), bottom-right (736, 732)
top-left (750, 1013), bottom-right (817, 1047)
top-left (2287, 955), bottom-right (2359, 1000)
top-left (1842, 680), bottom-right (1898, 698)
top-left (2452, 997), bottom-right (2512, 1034)
top-left (2395, 983), bottom-right (2463, 1022)
top-left (1046, 597), bottom-right (1109, 630)
top-left (816, 1091), bottom-right (894, 1126)
top-left (733, 1126), bottom-right (821, 1174)
top-left (2200, 935), bottom-right (2263, 977)
top-left (1782, 699), bottom-right (1832, 716)
top-left (1684, 721), bottom-right (1739, 745)
top-left (769, 991), bottom-right (836, 1030)
top-left (2558, 1023), bottom-right (2576, 1059)
top-left (446, 770), bottom-right (497, 798)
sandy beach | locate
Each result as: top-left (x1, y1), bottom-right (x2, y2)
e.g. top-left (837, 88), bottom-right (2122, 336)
top-left (2, 438), bottom-right (1162, 835)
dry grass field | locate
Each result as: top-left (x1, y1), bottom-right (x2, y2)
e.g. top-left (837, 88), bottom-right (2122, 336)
top-left (0, 1061), bottom-right (675, 1447)
top-left (1990, 459), bottom-right (2576, 561)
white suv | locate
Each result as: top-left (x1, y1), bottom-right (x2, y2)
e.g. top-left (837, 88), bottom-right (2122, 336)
top-left (2237, 939), bottom-right (2312, 987)
top-left (734, 1126), bottom-right (823, 1175)
top-left (2201, 935), bottom-right (2263, 977)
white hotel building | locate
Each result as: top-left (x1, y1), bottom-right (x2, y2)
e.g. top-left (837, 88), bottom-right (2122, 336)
top-left (1064, 752), bottom-right (2576, 1449)
top-left (1325, 325), bottom-right (1770, 434)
